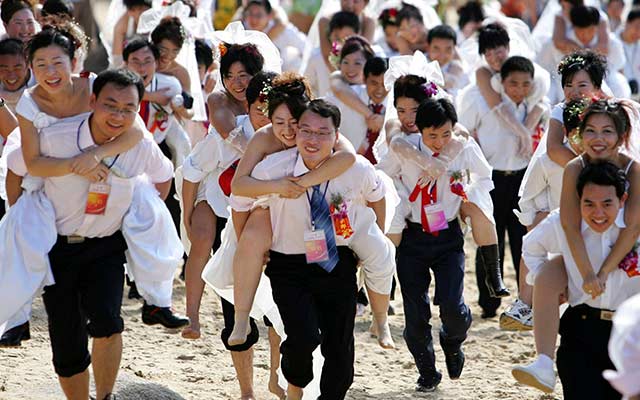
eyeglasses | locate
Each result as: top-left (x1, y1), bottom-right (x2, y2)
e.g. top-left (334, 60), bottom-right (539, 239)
top-left (128, 59), bottom-right (155, 69)
top-left (157, 45), bottom-right (181, 57)
top-left (101, 102), bottom-right (137, 117)
top-left (298, 128), bottom-right (335, 138)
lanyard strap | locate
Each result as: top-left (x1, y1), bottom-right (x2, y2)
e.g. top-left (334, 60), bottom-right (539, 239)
top-left (76, 119), bottom-right (119, 169)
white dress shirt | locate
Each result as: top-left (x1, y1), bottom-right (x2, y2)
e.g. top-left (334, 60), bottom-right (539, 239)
top-left (377, 133), bottom-right (494, 223)
top-left (143, 73), bottom-right (183, 144)
top-left (231, 149), bottom-right (385, 254)
top-left (620, 34), bottom-right (640, 87)
top-left (522, 209), bottom-right (640, 310)
top-left (304, 48), bottom-right (332, 98)
top-left (458, 86), bottom-right (531, 171)
top-left (41, 115), bottom-right (173, 236)
top-left (181, 115), bottom-right (254, 218)
top-left (327, 84), bottom-right (368, 151)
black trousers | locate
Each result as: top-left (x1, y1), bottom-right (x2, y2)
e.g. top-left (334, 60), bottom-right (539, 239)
top-left (265, 247), bottom-right (358, 400)
top-left (476, 169), bottom-right (527, 312)
top-left (557, 305), bottom-right (620, 400)
top-left (42, 232), bottom-right (128, 377)
top-left (396, 220), bottom-right (471, 381)
top-left (158, 140), bottom-right (183, 245)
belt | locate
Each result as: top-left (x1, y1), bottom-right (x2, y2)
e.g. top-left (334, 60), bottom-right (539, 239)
top-left (493, 168), bottom-right (526, 177)
top-left (66, 235), bottom-right (85, 244)
top-left (572, 304), bottom-right (614, 322)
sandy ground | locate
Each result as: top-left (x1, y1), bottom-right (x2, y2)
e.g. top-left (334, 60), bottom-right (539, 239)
top-left (0, 235), bottom-right (564, 400)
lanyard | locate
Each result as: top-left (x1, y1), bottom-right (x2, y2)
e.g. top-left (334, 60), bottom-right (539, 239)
top-left (305, 181), bottom-right (330, 231)
top-left (76, 119), bottom-right (119, 169)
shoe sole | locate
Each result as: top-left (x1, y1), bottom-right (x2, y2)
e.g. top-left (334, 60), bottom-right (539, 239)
top-left (500, 314), bottom-right (533, 331)
top-left (512, 368), bottom-right (554, 393)
top-left (142, 317), bottom-right (188, 329)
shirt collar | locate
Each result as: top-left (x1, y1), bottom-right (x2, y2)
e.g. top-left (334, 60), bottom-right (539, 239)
top-left (293, 152), bottom-right (310, 177)
top-left (78, 115), bottom-right (96, 150)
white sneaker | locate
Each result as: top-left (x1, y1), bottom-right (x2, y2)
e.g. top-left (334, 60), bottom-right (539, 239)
top-left (500, 298), bottom-right (533, 331)
top-left (512, 357), bottom-right (556, 393)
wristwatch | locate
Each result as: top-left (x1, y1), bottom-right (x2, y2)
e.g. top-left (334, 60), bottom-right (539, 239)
top-left (0, 98), bottom-right (5, 108)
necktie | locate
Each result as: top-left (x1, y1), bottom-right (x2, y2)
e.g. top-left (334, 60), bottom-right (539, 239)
top-left (139, 100), bottom-right (150, 126)
top-left (363, 103), bottom-right (384, 164)
top-left (309, 184), bottom-right (339, 272)
top-left (408, 159), bottom-right (439, 236)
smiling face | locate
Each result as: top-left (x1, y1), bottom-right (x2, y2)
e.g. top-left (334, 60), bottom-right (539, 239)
top-left (271, 103), bottom-right (298, 147)
top-left (365, 73), bottom-right (387, 104)
top-left (580, 182), bottom-right (624, 233)
top-left (581, 113), bottom-right (623, 160)
top-left (296, 110), bottom-right (338, 169)
top-left (125, 46), bottom-right (157, 87)
top-left (340, 50), bottom-right (367, 84)
top-left (483, 45), bottom-right (509, 72)
top-left (90, 82), bottom-right (140, 140)
top-left (420, 121), bottom-right (453, 153)
top-left (563, 69), bottom-right (598, 101)
top-left (31, 45), bottom-right (75, 94)
top-left (223, 61), bottom-right (252, 102)
top-left (244, 3), bottom-right (270, 31)
top-left (0, 53), bottom-right (28, 91)
top-left (502, 70), bottom-right (533, 105)
top-left (5, 8), bottom-right (36, 42)
top-left (398, 17), bottom-right (424, 44)
top-left (428, 37), bottom-right (455, 67)
top-left (156, 39), bottom-right (180, 69)
top-left (396, 96), bottom-right (420, 133)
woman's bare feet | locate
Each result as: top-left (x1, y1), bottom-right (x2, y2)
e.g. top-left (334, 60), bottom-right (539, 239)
top-left (181, 323), bottom-right (201, 339)
top-left (268, 372), bottom-right (286, 399)
top-left (228, 311), bottom-right (251, 346)
top-left (370, 314), bottom-right (395, 349)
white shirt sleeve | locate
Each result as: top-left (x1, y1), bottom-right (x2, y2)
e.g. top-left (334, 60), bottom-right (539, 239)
top-left (360, 160), bottom-right (386, 202)
top-left (522, 213), bottom-right (562, 285)
top-left (551, 103), bottom-right (565, 123)
top-left (457, 89), bottom-right (482, 133)
top-left (376, 144), bottom-right (402, 178)
top-left (182, 131), bottom-right (221, 183)
top-left (142, 139), bottom-right (174, 183)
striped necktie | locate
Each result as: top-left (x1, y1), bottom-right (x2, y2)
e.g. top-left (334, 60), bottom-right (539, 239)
top-left (309, 184), bottom-right (339, 272)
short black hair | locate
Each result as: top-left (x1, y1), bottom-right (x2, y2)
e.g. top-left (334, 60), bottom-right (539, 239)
top-left (26, 26), bottom-right (76, 63)
top-left (416, 98), bottom-right (457, 132)
top-left (364, 56), bottom-right (388, 78)
top-left (328, 11), bottom-right (360, 36)
top-left (303, 99), bottom-right (341, 130)
top-left (397, 3), bottom-right (423, 26)
top-left (41, 0), bottom-right (74, 18)
top-left (393, 74), bottom-right (428, 106)
top-left (0, 38), bottom-right (24, 57)
top-left (570, 5), bottom-right (600, 28)
top-left (123, 36), bottom-right (159, 61)
top-left (576, 161), bottom-right (627, 199)
top-left (427, 24), bottom-right (457, 45)
top-left (246, 70), bottom-right (277, 106)
top-left (194, 39), bottom-right (213, 69)
top-left (266, 73), bottom-right (311, 120)
top-left (457, 0), bottom-right (484, 31)
top-left (245, 0), bottom-right (272, 14)
top-left (93, 68), bottom-right (145, 105)
top-left (559, 49), bottom-right (606, 88)
top-left (500, 56), bottom-right (534, 80)
top-left (219, 43), bottom-right (264, 79)
top-left (123, 0), bottom-right (152, 9)
top-left (151, 17), bottom-right (185, 49)
top-left (626, 9), bottom-right (640, 23)
top-left (478, 23), bottom-right (509, 55)
top-left (1, 0), bottom-right (32, 25)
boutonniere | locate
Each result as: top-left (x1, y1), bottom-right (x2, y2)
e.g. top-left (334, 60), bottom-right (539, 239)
top-left (149, 104), bottom-right (169, 133)
top-left (449, 170), bottom-right (469, 202)
top-left (329, 192), bottom-right (354, 238)
top-left (619, 242), bottom-right (640, 277)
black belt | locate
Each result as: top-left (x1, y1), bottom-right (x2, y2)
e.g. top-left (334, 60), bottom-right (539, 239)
top-left (570, 304), bottom-right (615, 322)
top-left (493, 168), bottom-right (526, 177)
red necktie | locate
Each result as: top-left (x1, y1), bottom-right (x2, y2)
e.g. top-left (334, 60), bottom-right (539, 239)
top-left (218, 159), bottom-right (240, 197)
top-left (408, 152), bottom-right (439, 235)
top-left (139, 100), bottom-right (150, 126)
top-left (363, 103), bottom-right (384, 164)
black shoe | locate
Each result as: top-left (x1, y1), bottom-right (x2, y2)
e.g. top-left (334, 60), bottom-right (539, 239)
top-left (387, 304), bottom-right (396, 316)
top-left (415, 372), bottom-right (442, 392)
top-left (128, 282), bottom-right (142, 300)
top-left (142, 302), bottom-right (189, 329)
top-left (444, 349), bottom-right (465, 379)
top-left (477, 245), bottom-right (510, 298)
top-left (0, 322), bottom-right (30, 347)
top-left (481, 309), bottom-right (497, 319)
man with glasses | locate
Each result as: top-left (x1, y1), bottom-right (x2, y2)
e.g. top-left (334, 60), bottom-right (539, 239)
top-left (230, 99), bottom-right (387, 400)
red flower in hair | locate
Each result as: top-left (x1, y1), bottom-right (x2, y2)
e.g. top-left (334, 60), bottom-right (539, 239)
top-left (218, 43), bottom-right (227, 58)
top-left (80, 71), bottom-right (90, 79)
top-left (389, 8), bottom-right (397, 17)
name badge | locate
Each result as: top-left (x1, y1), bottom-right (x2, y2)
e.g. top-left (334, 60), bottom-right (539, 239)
top-left (85, 182), bottom-right (110, 215)
top-left (424, 203), bottom-right (448, 232)
top-left (304, 229), bottom-right (329, 264)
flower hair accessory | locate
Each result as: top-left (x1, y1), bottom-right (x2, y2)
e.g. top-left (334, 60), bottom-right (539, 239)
top-left (218, 42), bottom-right (228, 59)
top-left (422, 81), bottom-right (439, 97)
top-left (328, 41), bottom-right (342, 70)
top-left (257, 81), bottom-right (272, 116)
top-left (557, 55), bottom-right (586, 75)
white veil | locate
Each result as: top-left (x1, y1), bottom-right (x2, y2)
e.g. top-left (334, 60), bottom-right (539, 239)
top-left (136, 1), bottom-right (208, 121)
top-left (210, 21), bottom-right (283, 95)
top-left (374, 51), bottom-right (446, 161)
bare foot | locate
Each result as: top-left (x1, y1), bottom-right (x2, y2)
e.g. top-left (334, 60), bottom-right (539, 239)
top-left (240, 394), bottom-right (256, 400)
top-left (181, 323), bottom-right (201, 339)
top-left (228, 314), bottom-right (250, 346)
top-left (269, 373), bottom-right (286, 399)
top-left (369, 320), bottom-right (395, 349)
